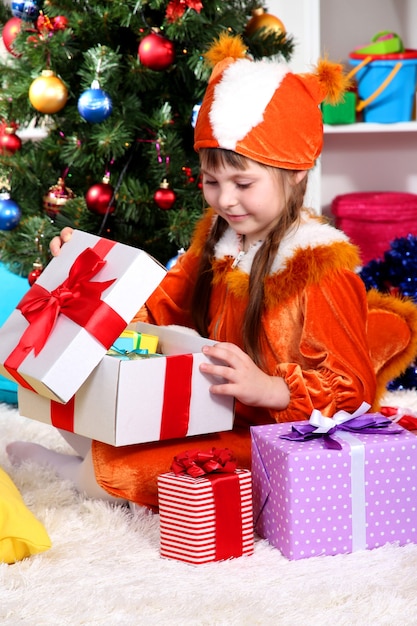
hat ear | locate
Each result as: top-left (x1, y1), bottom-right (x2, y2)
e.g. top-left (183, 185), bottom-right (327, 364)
top-left (204, 32), bottom-right (248, 68)
top-left (303, 58), bottom-right (351, 105)
top-left (204, 33), bottom-right (248, 83)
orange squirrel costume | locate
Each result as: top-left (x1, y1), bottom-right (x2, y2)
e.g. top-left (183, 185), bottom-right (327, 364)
top-left (91, 209), bottom-right (417, 509)
top-left (91, 35), bottom-right (417, 509)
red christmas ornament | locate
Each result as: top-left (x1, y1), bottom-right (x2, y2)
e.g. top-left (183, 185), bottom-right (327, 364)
top-left (154, 179), bottom-right (176, 210)
top-left (43, 177), bottom-right (75, 217)
top-left (0, 126), bottom-right (22, 155)
top-left (138, 31), bottom-right (175, 71)
top-left (85, 176), bottom-right (115, 215)
top-left (28, 260), bottom-right (43, 285)
top-left (51, 15), bottom-right (69, 31)
top-left (2, 17), bottom-right (23, 56)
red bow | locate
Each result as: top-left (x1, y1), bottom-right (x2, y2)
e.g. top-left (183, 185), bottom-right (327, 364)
top-left (4, 243), bottom-right (127, 390)
top-left (169, 447), bottom-right (245, 561)
top-left (171, 448), bottom-right (237, 477)
top-left (15, 247), bottom-right (116, 356)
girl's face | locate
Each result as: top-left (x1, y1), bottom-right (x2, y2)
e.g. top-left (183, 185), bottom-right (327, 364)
top-left (201, 159), bottom-right (295, 248)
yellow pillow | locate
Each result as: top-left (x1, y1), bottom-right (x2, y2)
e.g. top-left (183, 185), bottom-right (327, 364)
top-left (0, 466), bottom-right (51, 564)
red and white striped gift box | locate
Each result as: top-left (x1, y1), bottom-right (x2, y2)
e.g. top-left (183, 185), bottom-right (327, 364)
top-left (158, 469), bottom-right (254, 564)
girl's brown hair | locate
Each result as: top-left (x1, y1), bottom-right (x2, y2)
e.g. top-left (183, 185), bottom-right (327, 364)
top-left (191, 148), bottom-right (308, 368)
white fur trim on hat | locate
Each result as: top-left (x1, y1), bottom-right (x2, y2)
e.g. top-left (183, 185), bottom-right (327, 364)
top-left (209, 58), bottom-right (289, 150)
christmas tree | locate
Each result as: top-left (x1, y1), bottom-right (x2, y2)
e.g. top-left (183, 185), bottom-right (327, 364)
top-left (0, 1), bottom-right (293, 281)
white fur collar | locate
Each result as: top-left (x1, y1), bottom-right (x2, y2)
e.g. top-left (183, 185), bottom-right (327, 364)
top-left (213, 212), bottom-right (350, 275)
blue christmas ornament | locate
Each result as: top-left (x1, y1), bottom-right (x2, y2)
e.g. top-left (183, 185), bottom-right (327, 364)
top-left (77, 81), bottom-right (113, 124)
top-left (0, 191), bottom-right (21, 230)
top-left (191, 102), bottom-right (201, 128)
top-left (166, 248), bottom-right (185, 270)
top-left (11, 0), bottom-right (39, 22)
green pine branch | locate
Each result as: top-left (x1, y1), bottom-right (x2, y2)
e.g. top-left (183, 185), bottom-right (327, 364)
top-left (0, 1), bottom-right (294, 277)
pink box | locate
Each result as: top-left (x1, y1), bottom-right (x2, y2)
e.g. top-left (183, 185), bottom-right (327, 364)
top-left (331, 192), bottom-right (417, 264)
top-left (0, 230), bottom-right (166, 403)
top-left (158, 468), bottom-right (254, 564)
top-left (251, 422), bottom-right (417, 560)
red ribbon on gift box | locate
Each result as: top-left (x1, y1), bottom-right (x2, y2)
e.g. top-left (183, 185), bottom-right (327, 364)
top-left (49, 353), bottom-right (195, 438)
top-left (159, 355), bottom-right (193, 440)
top-left (4, 238), bottom-right (127, 390)
top-left (171, 448), bottom-right (243, 560)
top-left (51, 395), bottom-right (75, 431)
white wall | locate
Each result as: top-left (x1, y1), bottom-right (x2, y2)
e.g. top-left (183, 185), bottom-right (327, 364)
top-left (266, 0), bottom-right (417, 213)
top-left (267, 0), bottom-right (417, 67)
top-left (265, 0), bottom-right (319, 71)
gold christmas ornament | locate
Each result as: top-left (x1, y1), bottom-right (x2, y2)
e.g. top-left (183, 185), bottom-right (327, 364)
top-left (245, 7), bottom-right (286, 38)
top-left (29, 70), bottom-right (68, 114)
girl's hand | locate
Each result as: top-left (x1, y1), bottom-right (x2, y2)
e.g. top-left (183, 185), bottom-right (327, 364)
top-left (200, 342), bottom-right (290, 410)
top-left (49, 227), bottom-right (74, 257)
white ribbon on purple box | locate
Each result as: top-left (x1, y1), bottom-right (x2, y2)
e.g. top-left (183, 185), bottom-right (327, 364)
top-left (309, 401), bottom-right (371, 433)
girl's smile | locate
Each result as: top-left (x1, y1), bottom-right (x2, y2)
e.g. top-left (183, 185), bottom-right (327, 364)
top-left (225, 213), bottom-right (250, 222)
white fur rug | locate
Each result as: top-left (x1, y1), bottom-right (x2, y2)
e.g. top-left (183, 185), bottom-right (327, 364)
top-left (1, 391), bottom-right (417, 626)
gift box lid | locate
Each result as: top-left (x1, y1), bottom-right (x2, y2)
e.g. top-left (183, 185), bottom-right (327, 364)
top-left (0, 230), bottom-right (166, 403)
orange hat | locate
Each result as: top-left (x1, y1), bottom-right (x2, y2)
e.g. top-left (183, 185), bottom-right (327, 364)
top-left (194, 34), bottom-right (349, 170)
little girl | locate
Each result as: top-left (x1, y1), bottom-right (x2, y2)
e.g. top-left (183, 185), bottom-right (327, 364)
top-left (7, 35), bottom-right (417, 509)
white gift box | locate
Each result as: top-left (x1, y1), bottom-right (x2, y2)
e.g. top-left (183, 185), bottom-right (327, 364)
top-left (4, 230), bottom-right (235, 445)
top-left (18, 322), bottom-right (235, 446)
top-left (0, 231), bottom-right (166, 403)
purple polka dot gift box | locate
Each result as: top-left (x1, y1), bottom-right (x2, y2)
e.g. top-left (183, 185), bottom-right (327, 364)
top-left (251, 403), bottom-right (417, 560)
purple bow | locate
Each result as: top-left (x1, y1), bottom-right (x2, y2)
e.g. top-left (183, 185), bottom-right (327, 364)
top-left (280, 402), bottom-right (404, 450)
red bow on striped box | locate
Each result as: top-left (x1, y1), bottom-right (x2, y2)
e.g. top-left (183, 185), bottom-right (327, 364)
top-left (158, 448), bottom-right (254, 564)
